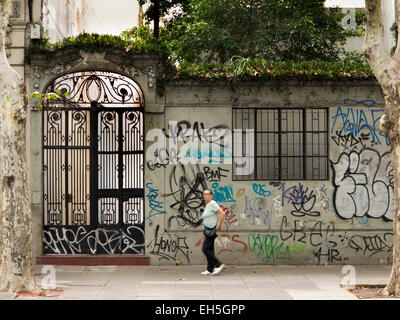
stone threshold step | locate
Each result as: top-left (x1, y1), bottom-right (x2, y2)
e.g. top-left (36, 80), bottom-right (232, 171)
top-left (36, 255), bottom-right (150, 266)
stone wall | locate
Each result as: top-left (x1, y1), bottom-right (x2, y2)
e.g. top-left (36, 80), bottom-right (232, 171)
top-left (29, 51), bottom-right (393, 265)
top-left (144, 80), bottom-right (393, 266)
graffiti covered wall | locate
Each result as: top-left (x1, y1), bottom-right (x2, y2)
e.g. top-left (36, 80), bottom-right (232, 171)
top-left (29, 55), bottom-right (392, 266)
top-left (144, 82), bottom-right (393, 266)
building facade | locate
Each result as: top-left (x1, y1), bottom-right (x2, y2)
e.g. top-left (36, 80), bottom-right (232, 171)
top-left (3, 0), bottom-right (397, 266)
top-left (28, 47), bottom-right (393, 266)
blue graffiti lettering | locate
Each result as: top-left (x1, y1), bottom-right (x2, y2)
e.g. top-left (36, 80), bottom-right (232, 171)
top-left (331, 106), bottom-right (388, 146)
top-left (211, 182), bottom-right (236, 203)
top-left (145, 182), bottom-right (167, 225)
top-left (184, 146), bottom-right (232, 163)
top-left (252, 183), bottom-right (271, 197)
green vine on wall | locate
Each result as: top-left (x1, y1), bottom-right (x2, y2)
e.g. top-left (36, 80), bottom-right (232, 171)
top-left (24, 32), bottom-right (167, 64)
top-left (25, 32), bottom-right (375, 96)
top-left (172, 57), bottom-right (373, 89)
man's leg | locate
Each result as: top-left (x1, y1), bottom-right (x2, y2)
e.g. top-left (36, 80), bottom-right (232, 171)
top-left (210, 236), bottom-right (222, 268)
top-left (202, 235), bottom-right (219, 272)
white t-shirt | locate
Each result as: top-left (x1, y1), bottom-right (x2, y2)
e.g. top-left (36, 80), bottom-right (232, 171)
top-left (202, 200), bottom-right (221, 228)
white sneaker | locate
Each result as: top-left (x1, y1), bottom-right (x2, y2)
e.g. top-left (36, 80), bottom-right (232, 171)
top-left (212, 264), bottom-right (225, 275)
top-left (201, 270), bottom-right (212, 275)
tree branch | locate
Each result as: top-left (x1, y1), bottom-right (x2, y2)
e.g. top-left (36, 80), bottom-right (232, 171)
top-left (0, 0), bottom-right (11, 48)
top-left (394, 0), bottom-right (400, 59)
top-left (362, 0), bottom-right (393, 93)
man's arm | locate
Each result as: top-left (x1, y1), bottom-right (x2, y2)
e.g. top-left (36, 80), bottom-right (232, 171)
top-left (216, 208), bottom-right (225, 231)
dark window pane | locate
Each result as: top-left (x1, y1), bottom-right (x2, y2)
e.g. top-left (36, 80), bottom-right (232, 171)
top-left (233, 108), bottom-right (328, 180)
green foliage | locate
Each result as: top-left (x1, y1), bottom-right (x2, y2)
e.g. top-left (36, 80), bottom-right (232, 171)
top-left (345, 28), bottom-right (364, 38)
top-left (391, 22), bottom-right (398, 56)
top-left (173, 58), bottom-right (373, 83)
top-left (162, 0), bottom-right (347, 63)
top-left (120, 25), bottom-right (158, 46)
top-left (344, 9), bottom-right (365, 38)
top-left (339, 50), bottom-right (368, 64)
top-left (29, 89), bottom-right (70, 110)
top-left (138, 0), bottom-right (190, 23)
top-left (24, 15), bottom-right (374, 96)
top-left (355, 10), bottom-right (366, 26)
top-left (25, 30), bottom-right (166, 64)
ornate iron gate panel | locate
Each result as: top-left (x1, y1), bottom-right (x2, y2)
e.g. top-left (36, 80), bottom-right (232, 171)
top-left (42, 71), bottom-right (145, 255)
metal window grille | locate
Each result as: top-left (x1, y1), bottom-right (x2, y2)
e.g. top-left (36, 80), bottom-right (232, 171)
top-left (233, 108), bottom-right (328, 180)
top-left (43, 71), bottom-right (145, 227)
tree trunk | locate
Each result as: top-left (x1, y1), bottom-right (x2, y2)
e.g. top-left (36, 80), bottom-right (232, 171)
top-left (138, 1), bottom-right (144, 26)
top-left (380, 107), bottom-right (400, 296)
top-left (153, 0), bottom-right (160, 39)
top-left (363, 0), bottom-right (400, 296)
top-left (0, 0), bottom-right (39, 293)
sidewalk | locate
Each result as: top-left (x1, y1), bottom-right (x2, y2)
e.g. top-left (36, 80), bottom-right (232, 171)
top-left (3, 264), bottom-right (397, 300)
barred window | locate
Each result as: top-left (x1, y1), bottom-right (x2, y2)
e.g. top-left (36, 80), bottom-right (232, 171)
top-left (233, 108), bottom-right (328, 180)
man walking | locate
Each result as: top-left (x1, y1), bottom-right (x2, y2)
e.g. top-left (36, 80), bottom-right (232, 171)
top-left (201, 189), bottom-right (225, 275)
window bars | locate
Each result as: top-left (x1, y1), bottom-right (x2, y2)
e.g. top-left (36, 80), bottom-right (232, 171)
top-left (233, 108), bottom-right (328, 181)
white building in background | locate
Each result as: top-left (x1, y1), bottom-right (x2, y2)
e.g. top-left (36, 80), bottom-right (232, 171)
top-left (6, 0), bottom-right (397, 78)
top-left (382, 0), bottom-right (397, 52)
top-left (39, 0), bottom-right (398, 54)
top-left (5, 0), bottom-right (143, 80)
top-left (42, 0), bottom-right (141, 42)
top-left (41, 0), bottom-right (86, 42)
top-left (325, 0), bottom-right (396, 53)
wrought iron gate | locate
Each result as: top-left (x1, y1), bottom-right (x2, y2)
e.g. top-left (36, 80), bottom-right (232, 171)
top-left (42, 71), bottom-right (145, 255)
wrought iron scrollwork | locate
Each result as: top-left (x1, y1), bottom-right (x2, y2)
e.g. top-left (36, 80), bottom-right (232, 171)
top-left (46, 71), bottom-right (144, 107)
top-left (43, 71), bottom-right (144, 237)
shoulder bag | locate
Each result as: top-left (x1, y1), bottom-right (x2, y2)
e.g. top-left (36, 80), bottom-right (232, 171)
top-left (203, 226), bottom-right (217, 237)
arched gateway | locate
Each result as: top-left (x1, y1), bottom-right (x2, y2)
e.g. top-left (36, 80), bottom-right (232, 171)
top-left (42, 71), bottom-right (145, 255)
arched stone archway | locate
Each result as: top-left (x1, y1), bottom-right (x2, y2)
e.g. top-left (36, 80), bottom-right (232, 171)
top-left (42, 71), bottom-right (145, 254)
top-left (29, 50), bottom-right (160, 262)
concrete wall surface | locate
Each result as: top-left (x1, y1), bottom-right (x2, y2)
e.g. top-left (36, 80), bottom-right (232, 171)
top-left (144, 80), bottom-right (393, 266)
top-left (29, 52), bottom-right (393, 266)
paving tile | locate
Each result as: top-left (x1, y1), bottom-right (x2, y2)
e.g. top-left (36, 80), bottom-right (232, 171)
top-left (98, 293), bottom-right (139, 300)
top-left (58, 291), bottom-right (100, 298)
top-left (17, 297), bottom-right (58, 301)
top-left (175, 292), bottom-right (213, 298)
top-left (61, 288), bottom-right (103, 297)
top-left (276, 279), bottom-right (320, 290)
top-left (0, 292), bottom-right (17, 300)
top-left (100, 287), bottom-right (139, 293)
top-left (209, 279), bottom-right (244, 285)
top-left (241, 274), bottom-right (275, 280)
top-left (136, 296), bottom-right (178, 300)
top-left (213, 292), bottom-right (252, 300)
top-left (244, 283), bottom-right (283, 291)
top-left (137, 290), bottom-right (179, 296)
top-left (173, 295), bottom-right (215, 300)
top-left (54, 266), bottom-right (86, 272)
top-left (285, 288), bottom-right (328, 299)
top-left (139, 285), bottom-right (176, 291)
top-left (271, 274), bottom-right (308, 280)
top-left (23, 265), bottom-right (397, 300)
top-left (60, 296), bottom-right (99, 300)
top-left (248, 289), bottom-right (293, 300)
top-left (104, 284), bottom-right (141, 291)
top-left (83, 266), bottom-right (117, 272)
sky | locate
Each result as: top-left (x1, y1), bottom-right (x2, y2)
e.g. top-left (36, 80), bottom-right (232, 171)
top-left (325, 0), bottom-right (365, 8)
top-left (83, 0), bottom-right (141, 35)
